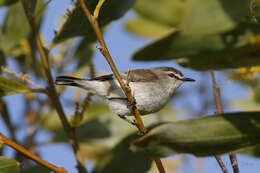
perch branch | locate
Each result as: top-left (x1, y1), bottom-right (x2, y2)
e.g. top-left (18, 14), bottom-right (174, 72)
top-left (77, 0), bottom-right (165, 172)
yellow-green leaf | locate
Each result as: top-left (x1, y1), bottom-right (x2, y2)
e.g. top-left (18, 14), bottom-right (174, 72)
top-left (0, 76), bottom-right (33, 96)
top-left (0, 157), bottom-right (19, 173)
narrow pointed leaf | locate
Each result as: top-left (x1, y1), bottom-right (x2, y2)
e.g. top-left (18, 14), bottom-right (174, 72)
top-left (0, 76), bottom-right (34, 96)
top-left (0, 156), bottom-right (20, 173)
top-left (131, 112), bottom-right (260, 157)
top-left (53, 0), bottom-right (136, 43)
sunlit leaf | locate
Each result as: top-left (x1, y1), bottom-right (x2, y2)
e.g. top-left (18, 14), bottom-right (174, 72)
top-left (125, 17), bottom-right (174, 38)
top-left (182, 0), bottom-right (249, 35)
top-left (133, 0), bottom-right (187, 27)
top-left (0, 76), bottom-right (35, 96)
top-left (53, 0), bottom-right (136, 43)
top-left (131, 112), bottom-right (260, 157)
top-left (230, 96), bottom-right (260, 111)
top-left (0, 156), bottom-right (19, 173)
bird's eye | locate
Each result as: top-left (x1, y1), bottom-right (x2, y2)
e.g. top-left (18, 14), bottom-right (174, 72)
top-left (168, 73), bottom-right (175, 78)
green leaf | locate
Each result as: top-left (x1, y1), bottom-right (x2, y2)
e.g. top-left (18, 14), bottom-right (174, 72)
top-left (0, 156), bottom-right (20, 173)
top-left (132, 23), bottom-right (260, 70)
top-left (92, 132), bottom-right (152, 173)
top-left (0, 1), bottom-right (44, 60)
top-left (130, 0), bottom-right (259, 70)
top-left (133, 0), bottom-right (187, 27)
top-left (125, 17), bottom-right (174, 38)
top-left (0, 0), bottom-right (18, 7)
top-left (130, 112), bottom-right (260, 157)
top-left (3, 3), bottom-right (30, 41)
top-left (239, 144), bottom-right (260, 158)
top-left (254, 84), bottom-right (260, 104)
top-left (0, 76), bottom-right (34, 96)
top-left (74, 36), bottom-right (96, 68)
top-left (129, 0), bottom-right (249, 37)
top-left (53, 0), bottom-right (136, 43)
top-left (19, 166), bottom-right (51, 173)
top-left (182, 0), bottom-right (249, 35)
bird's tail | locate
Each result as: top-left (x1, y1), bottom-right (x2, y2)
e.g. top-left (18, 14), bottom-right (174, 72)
top-left (55, 76), bottom-right (108, 96)
top-left (55, 76), bottom-right (87, 87)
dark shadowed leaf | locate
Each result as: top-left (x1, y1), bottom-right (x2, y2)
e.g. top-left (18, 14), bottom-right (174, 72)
top-left (53, 0), bottom-right (136, 43)
top-left (239, 144), bottom-right (260, 158)
top-left (130, 112), bottom-right (260, 157)
top-left (0, 76), bottom-right (34, 96)
top-left (19, 166), bottom-right (51, 173)
top-left (0, 156), bottom-right (19, 173)
top-left (0, 0), bottom-right (18, 7)
top-left (92, 132), bottom-right (152, 173)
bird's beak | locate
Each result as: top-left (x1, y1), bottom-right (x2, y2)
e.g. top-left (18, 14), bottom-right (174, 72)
top-left (181, 77), bottom-right (195, 82)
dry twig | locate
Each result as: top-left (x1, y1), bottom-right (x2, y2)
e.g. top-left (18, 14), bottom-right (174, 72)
top-left (210, 71), bottom-right (240, 173)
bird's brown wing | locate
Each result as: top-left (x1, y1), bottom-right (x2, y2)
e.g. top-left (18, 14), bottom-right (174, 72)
top-left (121, 69), bottom-right (159, 82)
top-left (91, 69), bottom-right (158, 82)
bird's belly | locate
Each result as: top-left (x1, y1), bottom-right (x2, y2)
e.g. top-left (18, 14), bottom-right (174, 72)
top-left (132, 83), bottom-right (169, 115)
top-left (107, 99), bottom-right (131, 116)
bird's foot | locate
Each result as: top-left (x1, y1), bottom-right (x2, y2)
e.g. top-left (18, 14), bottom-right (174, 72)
top-left (126, 97), bottom-right (137, 109)
top-left (117, 114), bottom-right (137, 127)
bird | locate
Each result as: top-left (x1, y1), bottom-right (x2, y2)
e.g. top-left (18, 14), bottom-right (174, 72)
top-left (55, 66), bottom-right (195, 126)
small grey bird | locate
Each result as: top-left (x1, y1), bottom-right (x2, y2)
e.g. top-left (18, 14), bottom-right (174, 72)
top-left (55, 67), bottom-right (195, 125)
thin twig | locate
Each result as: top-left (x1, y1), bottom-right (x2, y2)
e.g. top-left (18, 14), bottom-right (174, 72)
top-left (215, 156), bottom-right (229, 173)
top-left (1, 66), bottom-right (43, 89)
top-left (0, 133), bottom-right (67, 173)
top-left (93, 0), bottom-right (105, 20)
top-left (0, 99), bottom-right (17, 143)
top-left (77, 0), bottom-right (165, 172)
top-left (20, 1), bottom-right (88, 172)
top-left (210, 71), bottom-right (240, 173)
top-left (34, 0), bottom-right (52, 19)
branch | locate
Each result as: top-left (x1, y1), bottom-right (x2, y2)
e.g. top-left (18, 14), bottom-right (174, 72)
top-left (20, 1), bottom-right (87, 172)
top-left (77, 0), bottom-right (165, 172)
top-left (0, 133), bottom-right (67, 173)
top-left (210, 71), bottom-right (240, 173)
top-left (1, 66), bottom-right (43, 89)
top-left (0, 99), bottom-right (17, 143)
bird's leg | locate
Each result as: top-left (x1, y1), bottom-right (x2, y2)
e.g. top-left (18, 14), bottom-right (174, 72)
top-left (108, 97), bottom-right (138, 127)
top-left (117, 114), bottom-right (137, 127)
